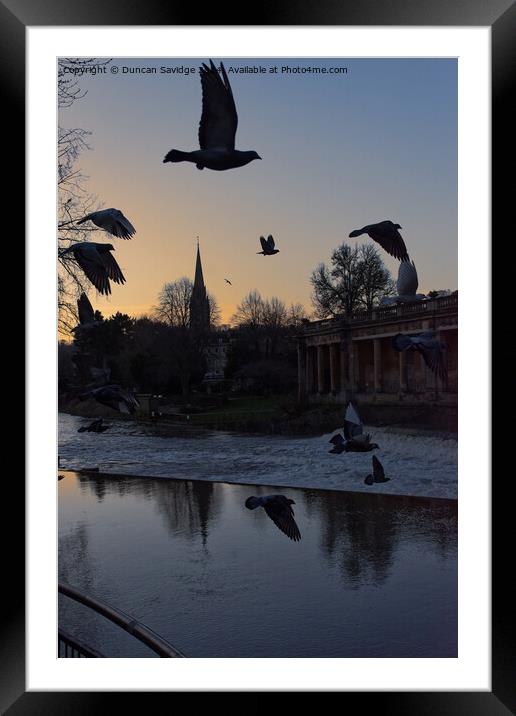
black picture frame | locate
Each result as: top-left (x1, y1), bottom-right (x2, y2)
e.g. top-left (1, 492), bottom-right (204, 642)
top-left (7, 0), bottom-right (514, 710)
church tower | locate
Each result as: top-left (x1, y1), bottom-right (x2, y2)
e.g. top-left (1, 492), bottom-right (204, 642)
top-left (189, 240), bottom-right (211, 332)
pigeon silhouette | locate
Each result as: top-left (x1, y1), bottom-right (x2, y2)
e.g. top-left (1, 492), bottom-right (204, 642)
top-left (379, 259), bottom-right (426, 305)
top-left (77, 208), bottom-right (135, 240)
top-left (349, 220), bottom-right (409, 261)
top-left (224, 278), bottom-right (232, 285)
top-left (78, 418), bottom-right (111, 433)
top-left (80, 385), bottom-right (140, 414)
top-left (392, 331), bottom-right (448, 382)
top-left (245, 495), bottom-right (301, 541)
top-left (257, 235), bottom-right (279, 256)
top-left (329, 402), bottom-right (379, 453)
top-left (164, 60), bottom-right (261, 171)
top-left (60, 242), bottom-right (125, 295)
top-left (73, 293), bottom-right (99, 332)
top-left (364, 455), bottom-right (390, 485)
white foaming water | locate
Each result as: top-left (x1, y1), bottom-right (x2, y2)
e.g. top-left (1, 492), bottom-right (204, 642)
top-left (58, 413), bottom-right (457, 499)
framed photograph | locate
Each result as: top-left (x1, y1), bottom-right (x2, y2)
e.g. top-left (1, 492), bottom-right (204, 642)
top-left (7, 0), bottom-right (513, 710)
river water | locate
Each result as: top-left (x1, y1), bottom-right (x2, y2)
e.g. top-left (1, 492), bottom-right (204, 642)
top-left (58, 413), bottom-right (457, 499)
top-left (58, 413), bottom-right (457, 657)
top-left (59, 470), bottom-right (457, 658)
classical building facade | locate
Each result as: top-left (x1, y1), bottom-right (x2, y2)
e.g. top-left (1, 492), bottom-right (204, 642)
top-left (297, 295), bottom-right (457, 405)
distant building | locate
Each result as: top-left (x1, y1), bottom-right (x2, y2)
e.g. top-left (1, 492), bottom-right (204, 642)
top-left (204, 330), bottom-right (231, 382)
top-left (189, 241), bottom-right (211, 333)
top-left (297, 294), bottom-right (457, 406)
top-left (187, 243), bottom-right (231, 385)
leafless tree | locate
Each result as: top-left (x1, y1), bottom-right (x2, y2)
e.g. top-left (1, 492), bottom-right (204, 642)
top-left (311, 242), bottom-right (394, 319)
top-left (286, 302), bottom-right (310, 327)
top-left (153, 277), bottom-right (220, 328)
top-left (58, 58), bottom-right (111, 109)
top-left (355, 244), bottom-right (396, 310)
top-left (231, 290), bottom-right (265, 327)
top-left (57, 58), bottom-right (111, 337)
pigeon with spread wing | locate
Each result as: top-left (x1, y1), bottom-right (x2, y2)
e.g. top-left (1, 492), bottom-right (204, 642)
top-left (257, 235), bottom-right (279, 256)
top-left (77, 208), bottom-right (135, 240)
top-left (392, 332), bottom-right (448, 382)
top-left (349, 220), bottom-right (409, 261)
top-left (329, 402), bottom-right (379, 453)
top-left (60, 242), bottom-right (125, 295)
top-left (164, 60), bottom-right (261, 171)
top-left (245, 495), bottom-right (301, 542)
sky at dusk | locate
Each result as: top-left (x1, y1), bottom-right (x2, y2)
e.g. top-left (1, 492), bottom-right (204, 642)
top-left (59, 57), bottom-right (457, 326)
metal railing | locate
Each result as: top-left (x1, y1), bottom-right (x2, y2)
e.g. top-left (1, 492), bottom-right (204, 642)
top-left (58, 582), bottom-right (186, 658)
top-left (58, 628), bottom-right (104, 658)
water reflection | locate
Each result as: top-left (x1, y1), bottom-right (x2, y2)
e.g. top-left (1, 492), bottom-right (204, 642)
top-left (76, 472), bottom-right (220, 546)
top-left (155, 479), bottom-right (217, 546)
top-left (304, 490), bottom-right (456, 588)
top-left (59, 472), bottom-right (457, 657)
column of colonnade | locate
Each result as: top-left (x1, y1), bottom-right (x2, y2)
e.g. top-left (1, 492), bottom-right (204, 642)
top-left (299, 338), bottom-right (359, 398)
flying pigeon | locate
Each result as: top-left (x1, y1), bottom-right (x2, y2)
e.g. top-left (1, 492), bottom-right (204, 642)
top-left (61, 242), bottom-right (126, 295)
top-left (80, 384), bottom-right (140, 414)
top-left (257, 235), bottom-right (279, 256)
top-left (245, 495), bottom-right (301, 542)
top-left (73, 293), bottom-right (99, 333)
top-left (364, 455), bottom-right (390, 485)
top-left (77, 208), bottom-right (136, 240)
top-left (392, 332), bottom-right (448, 382)
top-left (78, 418), bottom-right (111, 433)
top-left (349, 220), bottom-right (409, 261)
top-left (379, 259), bottom-right (426, 305)
top-left (224, 278), bottom-right (232, 285)
top-left (77, 292), bottom-right (95, 325)
top-left (329, 402), bottom-right (379, 453)
top-left (164, 60), bottom-right (261, 171)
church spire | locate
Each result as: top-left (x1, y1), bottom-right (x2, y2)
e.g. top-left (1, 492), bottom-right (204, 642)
top-left (189, 239), bottom-right (210, 332)
top-left (194, 238), bottom-right (205, 289)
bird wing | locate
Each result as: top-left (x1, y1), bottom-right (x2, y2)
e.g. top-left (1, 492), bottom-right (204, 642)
top-left (344, 402), bottom-right (363, 438)
top-left (368, 222), bottom-right (409, 261)
top-left (418, 342), bottom-right (448, 381)
top-left (99, 251), bottom-right (126, 285)
top-left (120, 389), bottom-right (140, 413)
top-left (329, 433), bottom-right (345, 445)
top-left (397, 260), bottom-right (418, 296)
top-left (372, 455), bottom-right (385, 481)
top-left (113, 211), bottom-right (136, 239)
top-left (74, 252), bottom-right (111, 295)
top-left (77, 293), bottom-right (95, 324)
top-left (259, 236), bottom-right (268, 251)
top-left (264, 502), bottom-right (301, 542)
top-left (267, 235), bottom-right (275, 250)
top-left (198, 60), bottom-right (238, 151)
